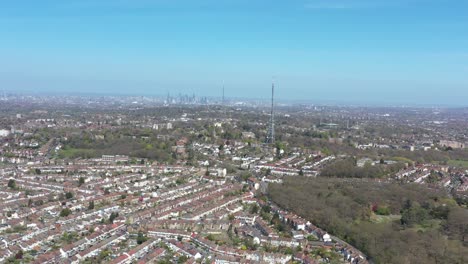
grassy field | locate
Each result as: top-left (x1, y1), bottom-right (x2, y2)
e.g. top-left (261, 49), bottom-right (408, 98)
top-left (58, 148), bottom-right (97, 159)
top-left (409, 219), bottom-right (443, 232)
top-left (370, 214), bottom-right (401, 224)
top-left (447, 159), bottom-right (468, 168)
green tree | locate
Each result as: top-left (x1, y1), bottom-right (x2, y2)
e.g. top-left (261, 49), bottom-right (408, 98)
top-left (261, 205), bottom-right (271, 214)
top-left (137, 232), bottom-right (148, 244)
top-left (65, 192), bottom-right (74, 199)
top-left (375, 206), bottom-right (391, 216)
top-left (444, 207), bottom-right (468, 241)
top-left (177, 255), bottom-right (188, 264)
top-left (7, 179), bottom-right (16, 189)
top-left (241, 172), bottom-right (252, 181)
top-left (401, 203), bottom-right (429, 227)
top-left (78, 177), bottom-right (85, 186)
top-left (109, 212), bottom-right (119, 224)
top-left (60, 208), bottom-right (72, 217)
top-left (284, 247), bottom-right (294, 255)
top-left (250, 204), bottom-right (259, 214)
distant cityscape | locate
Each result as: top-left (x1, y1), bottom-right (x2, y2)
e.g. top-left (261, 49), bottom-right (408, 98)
top-left (0, 93), bottom-right (467, 264)
top-left (2, 90), bottom-right (468, 109)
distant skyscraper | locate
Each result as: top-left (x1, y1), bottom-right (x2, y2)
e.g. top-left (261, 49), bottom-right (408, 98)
top-left (1, 89), bottom-right (6, 101)
top-left (222, 80), bottom-right (225, 104)
top-left (265, 80), bottom-right (275, 144)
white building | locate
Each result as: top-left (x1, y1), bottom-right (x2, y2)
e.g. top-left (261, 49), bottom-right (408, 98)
top-left (0, 129), bottom-right (10, 137)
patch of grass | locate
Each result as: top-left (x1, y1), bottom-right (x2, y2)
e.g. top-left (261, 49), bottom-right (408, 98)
top-left (447, 160), bottom-right (468, 168)
top-left (392, 156), bottom-right (414, 164)
top-left (370, 214), bottom-right (401, 224)
top-left (205, 233), bottom-right (228, 246)
top-left (58, 148), bottom-right (97, 159)
top-left (410, 219), bottom-right (442, 232)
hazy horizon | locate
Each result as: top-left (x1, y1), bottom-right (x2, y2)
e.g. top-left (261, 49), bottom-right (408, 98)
top-left (5, 89), bottom-right (468, 109)
top-left (1, 0), bottom-right (468, 106)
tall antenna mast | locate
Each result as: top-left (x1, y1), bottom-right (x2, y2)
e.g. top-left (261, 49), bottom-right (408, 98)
top-left (222, 80), bottom-right (225, 104)
top-left (266, 78), bottom-right (275, 144)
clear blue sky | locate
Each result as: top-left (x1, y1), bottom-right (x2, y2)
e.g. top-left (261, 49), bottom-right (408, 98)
top-left (1, 0), bottom-right (467, 105)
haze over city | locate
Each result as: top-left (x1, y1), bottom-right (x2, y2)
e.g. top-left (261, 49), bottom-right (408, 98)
top-left (1, 0), bottom-right (468, 105)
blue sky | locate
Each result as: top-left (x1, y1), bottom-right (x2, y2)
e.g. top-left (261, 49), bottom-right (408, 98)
top-left (1, 0), bottom-right (467, 105)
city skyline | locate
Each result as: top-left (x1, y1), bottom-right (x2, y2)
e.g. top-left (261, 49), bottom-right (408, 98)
top-left (1, 0), bottom-right (468, 105)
